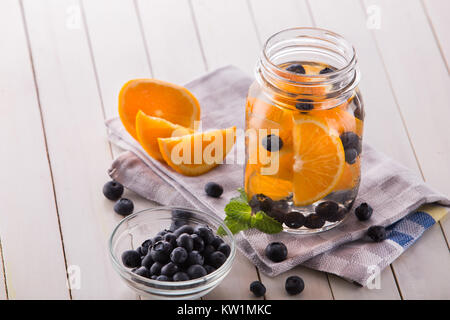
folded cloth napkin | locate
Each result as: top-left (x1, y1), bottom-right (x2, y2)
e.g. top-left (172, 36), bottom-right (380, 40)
top-left (106, 66), bottom-right (449, 286)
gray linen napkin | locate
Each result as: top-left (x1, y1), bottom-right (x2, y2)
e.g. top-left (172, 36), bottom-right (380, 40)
top-left (106, 66), bottom-right (449, 285)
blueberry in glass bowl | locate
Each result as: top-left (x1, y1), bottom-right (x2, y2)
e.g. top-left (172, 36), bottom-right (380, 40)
top-left (109, 207), bottom-right (236, 300)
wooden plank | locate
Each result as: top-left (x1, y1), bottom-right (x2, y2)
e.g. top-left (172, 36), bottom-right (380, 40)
top-left (21, 0), bottom-right (134, 299)
top-left (0, 0), bottom-right (70, 299)
top-left (361, 0), bottom-right (450, 298)
top-left (0, 243), bottom-right (6, 299)
top-left (191, 0), bottom-right (260, 75)
top-left (422, 0), bottom-right (450, 70)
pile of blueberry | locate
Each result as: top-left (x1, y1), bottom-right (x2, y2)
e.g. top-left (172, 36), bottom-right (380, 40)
top-left (121, 210), bottom-right (231, 282)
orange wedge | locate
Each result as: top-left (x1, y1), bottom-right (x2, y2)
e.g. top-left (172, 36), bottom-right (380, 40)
top-left (135, 111), bottom-right (193, 161)
top-left (158, 127), bottom-right (236, 176)
top-left (119, 79), bottom-right (200, 140)
top-left (245, 169), bottom-right (293, 201)
top-left (292, 115), bottom-right (345, 206)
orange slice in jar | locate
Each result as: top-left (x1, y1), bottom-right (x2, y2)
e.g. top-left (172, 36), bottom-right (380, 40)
top-left (292, 115), bottom-right (345, 206)
top-left (334, 157), bottom-right (361, 191)
top-left (245, 169), bottom-right (293, 201)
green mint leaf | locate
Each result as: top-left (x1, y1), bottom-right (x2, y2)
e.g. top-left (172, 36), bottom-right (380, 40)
top-left (224, 199), bottom-right (252, 221)
top-left (251, 211), bottom-right (283, 234)
top-left (237, 187), bottom-right (248, 203)
top-left (220, 216), bottom-right (251, 235)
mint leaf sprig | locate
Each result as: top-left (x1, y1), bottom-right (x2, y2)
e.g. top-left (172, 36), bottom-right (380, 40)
top-left (218, 188), bottom-right (283, 235)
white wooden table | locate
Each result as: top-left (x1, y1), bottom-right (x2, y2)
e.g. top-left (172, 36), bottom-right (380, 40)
top-left (1, 0), bottom-right (449, 300)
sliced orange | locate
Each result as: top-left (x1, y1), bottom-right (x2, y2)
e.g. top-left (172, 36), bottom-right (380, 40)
top-left (310, 106), bottom-right (363, 136)
top-left (334, 157), bottom-right (361, 191)
top-left (135, 111), bottom-right (193, 161)
top-left (292, 115), bottom-right (345, 206)
top-left (158, 127), bottom-right (236, 176)
top-left (119, 79), bottom-right (200, 140)
top-left (245, 170), bottom-right (293, 201)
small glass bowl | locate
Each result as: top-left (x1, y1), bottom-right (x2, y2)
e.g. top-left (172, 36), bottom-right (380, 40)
top-left (109, 206), bottom-right (236, 300)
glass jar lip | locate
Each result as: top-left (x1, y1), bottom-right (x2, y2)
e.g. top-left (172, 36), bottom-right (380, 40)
top-left (262, 27), bottom-right (357, 83)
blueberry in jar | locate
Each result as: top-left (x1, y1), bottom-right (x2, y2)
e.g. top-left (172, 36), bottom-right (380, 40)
top-left (262, 134), bottom-right (283, 152)
top-left (345, 148), bottom-right (358, 164)
top-left (340, 132), bottom-right (362, 154)
top-left (327, 207), bottom-right (347, 222)
top-left (304, 214), bottom-right (325, 229)
top-left (286, 64), bottom-right (305, 74)
top-left (170, 247), bottom-right (188, 264)
top-left (285, 276), bottom-right (305, 295)
top-left (176, 233), bottom-right (194, 252)
top-left (295, 99), bottom-right (314, 111)
top-left (319, 67), bottom-right (334, 74)
top-left (265, 242), bottom-right (288, 262)
top-left (121, 250), bottom-right (141, 268)
top-left (102, 180), bottom-right (124, 200)
top-left (187, 265), bottom-right (207, 279)
top-left (249, 194), bottom-right (273, 214)
top-left (315, 201), bottom-right (339, 220)
top-left (250, 281), bottom-right (266, 297)
top-left (113, 198), bottom-right (134, 216)
top-left (284, 211), bottom-right (305, 229)
top-left (355, 203), bottom-right (373, 221)
top-left (205, 182), bottom-right (224, 198)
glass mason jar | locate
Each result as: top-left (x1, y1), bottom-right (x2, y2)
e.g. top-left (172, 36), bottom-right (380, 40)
top-left (245, 28), bottom-right (364, 234)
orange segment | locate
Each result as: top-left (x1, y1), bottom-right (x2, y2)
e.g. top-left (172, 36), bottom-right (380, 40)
top-left (245, 170), bottom-right (293, 201)
top-left (119, 79), bottom-right (200, 139)
top-left (158, 127), bottom-right (236, 176)
top-left (334, 157), bottom-right (361, 191)
top-left (135, 111), bottom-right (193, 161)
top-left (292, 115), bottom-right (345, 206)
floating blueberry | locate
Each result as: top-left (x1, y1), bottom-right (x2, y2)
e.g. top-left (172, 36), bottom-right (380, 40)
top-left (194, 226), bottom-right (215, 245)
top-left (286, 64), bottom-right (305, 74)
top-left (262, 134), bottom-right (283, 152)
top-left (134, 266), bottom-right (150, 278)
top-left (340, 132), bottom-right (361, 154)
top-left (121, 250), bottom-right (141, 268)
top-left (315, 201), bottom-right (339, 220)
top-left (295, 99), bottom-right (314, 111)
top-left (150, 241), bottom-right (172, 263)
top-left (327, 207), bottom-right (347, 222)
top-left (249, 194), bottom-right (273, 214)
top-left (187, 265), bottom-right (207, 279)
top-left (204, 265), bottom-right (216, 274)
top-left (319, 67), bottom-right (334, 74)
top-left (211, 236), bottom-right (224, 249)
top-left (265, 242), bottom-right (288, 262)
top-left (205, 182), bottom-right (224, 198)
top-left (345, 148), bottom-right (358, 164)
top-left (285, 276), bottom-right (305, 295)
top-left (304, 214), bottom-right (325, 229)
top-left (284, 211), bottom-right (305, 229)
top-left (355, 203), bottom-right (373, 221)
top-left (208, 251), bottom-right (227, 268)
top-left (173, 272), bottom-right (190, 282)
top-left (217, 243), bottom-right (231, 257)
top-left (177, 233), bottom-right (194, 252)
top-left (191, 234), bottom-right (205, 252)
top-left (150, 261), bottom-right (163, 276)
top-left (141, 253), bottom-right (154, 269)
top-left (268, 208), bottom-right (286, 224)
top-left (170, 247), bottom-right (188, 264)
top-left (156, 275), bottom-right (170, 281)
top-left (161, 262), bottom-right (179, 277)
top-left (187, 251), bottom-right (204, 266)
top-left (367, 226), bottom-right (386, 242)
top-left (102, 180), bottom-right (124, 201)
top-left (351, 96), bottom-right (364, 120)
top-left (250, 281), bottom-right (266, 297)
top-left (173, 225), bottom-right (195, 237)
top-left (113, 198), bottom-right (134, 216)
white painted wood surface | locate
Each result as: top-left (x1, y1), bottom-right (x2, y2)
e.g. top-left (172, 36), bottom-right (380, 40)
top-left (0, 0), bottom-right (448, 300)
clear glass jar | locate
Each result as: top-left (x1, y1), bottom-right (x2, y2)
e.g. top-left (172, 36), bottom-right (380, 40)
top-left (245, 28), bottom-right (364, 234)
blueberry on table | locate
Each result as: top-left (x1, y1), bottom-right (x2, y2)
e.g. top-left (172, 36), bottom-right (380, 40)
top-left (170, 247), bottom-right (188, 264)
top-left (194, 226), bottom-right (215, 245)
top-left (161, 262), bottom-right (179, 276)
top-left (113, 198), bottom-right (134, 216)
top-left (141, 253), bottom-right (154, 269)
top-left (217, 243), bottom-right (231, 257)
top-left (150, 261), bottom-right (163, 276)
top-left (367, 226), bottom-right (386, 242)
top-left (355, 203), bottom-right (373, 221)
top-left (284, 211), bottom-right (305, 229)
top-left (285, 276), bottom-right (305, 295)
top-left (150, 241), bottom-right (173, 263)
top-left (249, 194), bottom-right (274, 214)
top-left (187, 265), bottom-right (207, 279)
top-left (295, 99), bottom-right (314, 111)
top-left (156, 275), bottom-right (170, 281)
top-left (205, 182), bottom-right (224, 198)
top-left (315, 201), bottom-right (339, 220)
top-left (304, 214), bottom-right (325, 229)
top-left (265, 242), bottom-right (288, 262)
top-left (204, 265), bottom-right (216, 274)
top-left (191, 234), bottom-right (205, 252)
top-left (249, 281), bottom-right (266, 297)
top-left (340, 132), bottom-right (361, 154)
top-left (207, 251), bottom-right (227, 268)
top-left (133, 266), bottom-right (150, 278)
top-left (319, 67), bottom-right (334, 74)
top-left (102, 180), bottom-right (124, 201)
top-left (173, 272), bottom-right (190, 282)
top-left (121, 250), bottom-right (141, 268)
top-left (345, 148), bottom-right (358, 164)
top-left (173, 225), bottom-right (195, 237)
top-left (286, 64), bottom-right (306, 74)
top-left (262, 134), bottom-right (283, 152)
top-left (187, 251), bottom-right (204, 266)
top-left (176, 233), bottom-right (194, 252)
